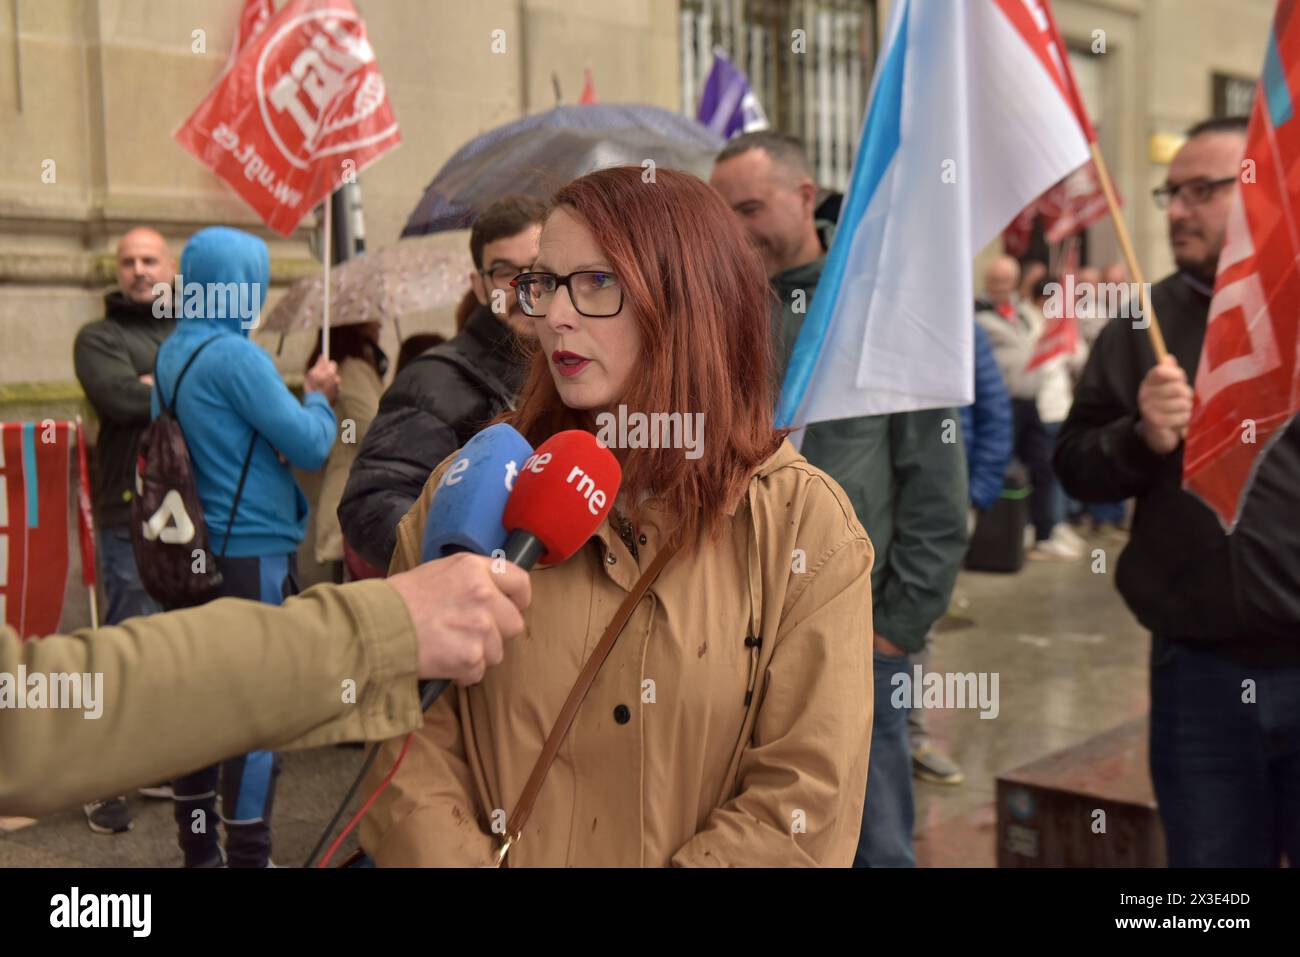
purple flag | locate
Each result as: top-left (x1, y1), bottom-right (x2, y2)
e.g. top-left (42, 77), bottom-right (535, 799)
top-left (696, 47), bottom-right (768, 139)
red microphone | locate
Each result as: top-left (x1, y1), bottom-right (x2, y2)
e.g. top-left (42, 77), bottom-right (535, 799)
top-left (502, 430), bottom-right (622, 568)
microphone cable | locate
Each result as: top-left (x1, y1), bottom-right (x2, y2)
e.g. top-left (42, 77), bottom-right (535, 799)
top-left (302, 681), bottom-right (445, 868)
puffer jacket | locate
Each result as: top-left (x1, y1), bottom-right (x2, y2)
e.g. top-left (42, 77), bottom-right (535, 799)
top-left (338, 305), bottom-right (527, 568)
top-left (960, 320), bottom-right (1014, 510)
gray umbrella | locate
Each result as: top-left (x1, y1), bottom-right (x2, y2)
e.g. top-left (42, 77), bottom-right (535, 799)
top-left (401, 104), bottom-right (725, 236)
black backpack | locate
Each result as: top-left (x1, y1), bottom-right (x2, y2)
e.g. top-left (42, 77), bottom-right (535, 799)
top-left (131, 337), bottom-right (256, 609)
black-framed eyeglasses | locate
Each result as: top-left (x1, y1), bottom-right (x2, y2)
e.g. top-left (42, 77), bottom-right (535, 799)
top-left (1152, 176), bottom-right (1237, 209)
top-left (479, 263), bottom-right (529, 289)
top-left (510, 270), bottom-right (624, 318)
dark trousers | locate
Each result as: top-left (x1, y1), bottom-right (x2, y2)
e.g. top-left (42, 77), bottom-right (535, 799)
top-left (99, 526), bottom-right (162, 625)
top-left (1012, 398), bottom-right (1055, 542)
top-left (173, 553), bottom-right (298, 868)
top-left (1149, 637), bottom-right (1300, 867)
top-left (854, 651), bottom-right (915, 867)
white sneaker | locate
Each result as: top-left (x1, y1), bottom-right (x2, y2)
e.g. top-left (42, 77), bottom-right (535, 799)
top-left (1049, 524), bottom-right (1086, 551)
top-left (1029, 538), bottom-right (1082, 562)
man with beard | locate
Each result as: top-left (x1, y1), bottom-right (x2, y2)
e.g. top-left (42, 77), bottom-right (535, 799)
top-left (1055, 117), bottom-right (1300, 866)
top-left (72, 227), bottom-right (178, 834)
top-left (711, 132), bottom-right (968, 867)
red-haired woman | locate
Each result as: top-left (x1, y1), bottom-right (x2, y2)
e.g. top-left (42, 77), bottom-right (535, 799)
top-left (360, 167), bottom-right (873, 867)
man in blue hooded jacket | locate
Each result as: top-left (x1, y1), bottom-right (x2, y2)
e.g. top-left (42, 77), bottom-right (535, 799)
top-left (151, 226), bottom-right (339, 867)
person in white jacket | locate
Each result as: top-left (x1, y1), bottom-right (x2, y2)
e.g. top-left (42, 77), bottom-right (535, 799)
top-left (975, 257), bottom-right (1080, 561)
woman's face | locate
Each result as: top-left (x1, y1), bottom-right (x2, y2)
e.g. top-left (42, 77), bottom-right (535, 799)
top-left (529, 207), bottom-right (642, 413)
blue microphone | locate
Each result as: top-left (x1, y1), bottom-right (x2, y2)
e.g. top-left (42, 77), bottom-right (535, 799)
top-left (420, 423), bottom-right (534, 560)
top-left (417, 423), bottom-right (533, 709)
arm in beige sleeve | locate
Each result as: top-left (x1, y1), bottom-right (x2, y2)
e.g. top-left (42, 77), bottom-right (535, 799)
top-left (0, 579), bottom-right (422, 818)
top-left (671, 536), bottom-right (875, 867)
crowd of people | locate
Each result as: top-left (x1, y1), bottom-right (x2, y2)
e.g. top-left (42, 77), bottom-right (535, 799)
top-left (10, 113), bottom-right (1295, 868)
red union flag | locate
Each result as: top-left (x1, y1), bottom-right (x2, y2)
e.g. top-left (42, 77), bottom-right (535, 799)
top-left (174, 0), bottom-right (401, 236)
top-left (227, 0), bottom-right (273, 67)
top-left (1183, 5), bottom-right (1300, 530)
top-left (1005, 157), bottom-right (1116, 257)
top-left (999, 0), bottom-right (1114, 258)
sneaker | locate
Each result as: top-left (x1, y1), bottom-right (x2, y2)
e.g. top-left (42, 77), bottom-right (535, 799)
top-left (137, 783), bottom-right (174, 799)
top-left (1029, 538), bottom-right (1082, 562)
top-left (84, 797), bottom-right (133, 835)
top-left (1049, 523), bottom-right (1086, 551)
top-left (912, 744), bottom-right (965, 785)
top-left (188, 847), bottom-right (227, 868)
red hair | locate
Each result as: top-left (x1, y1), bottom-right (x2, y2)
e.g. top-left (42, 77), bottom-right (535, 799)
top-left (503, 166), bottom-right (782, 551)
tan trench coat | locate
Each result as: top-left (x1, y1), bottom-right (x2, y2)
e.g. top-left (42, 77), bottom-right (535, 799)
top-left (360, 439), bottom-right (874, 867)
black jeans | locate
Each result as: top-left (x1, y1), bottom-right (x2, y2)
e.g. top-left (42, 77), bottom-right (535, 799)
top-left (1012, 398), bottom-right (1055, 542)
top-left (1149, 637), bottom-right (1300, 867)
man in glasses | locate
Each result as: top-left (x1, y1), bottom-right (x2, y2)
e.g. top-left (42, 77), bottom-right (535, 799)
top-left (1056, 117), bottom-right (1300, 866)
top-left (340, 196), bottom-right (546, 571)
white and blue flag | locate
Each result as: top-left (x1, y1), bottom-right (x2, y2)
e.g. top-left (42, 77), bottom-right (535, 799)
top-left (776, 0), bottom-right (1091, 429)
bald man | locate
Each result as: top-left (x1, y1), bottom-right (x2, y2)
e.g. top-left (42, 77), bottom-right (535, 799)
top-left (71, 227), bottom-right (178, 834)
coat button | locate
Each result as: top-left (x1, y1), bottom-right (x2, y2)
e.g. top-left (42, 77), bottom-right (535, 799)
top-left (613, 704), bottom-right (631, 724)
top-left (606, 553), bottom-right (617, 565)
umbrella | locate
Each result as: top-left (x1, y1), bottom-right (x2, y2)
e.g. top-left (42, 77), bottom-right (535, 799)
top-left (401, 104), bottom-right (725, 237)
top-left (262, 237), bottom-right (472, 334)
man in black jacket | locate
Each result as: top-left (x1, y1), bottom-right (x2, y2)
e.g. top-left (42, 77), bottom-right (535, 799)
top-left (1055, 117), bottom-right (1300, 867)
top-left (339, 196), bottom-right (545, 570)
top-left (71, 226), bottom-right (178, 834)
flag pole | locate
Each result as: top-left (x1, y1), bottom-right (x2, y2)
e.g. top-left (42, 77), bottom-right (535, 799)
top-left (74, 417), bottom-right (99, 630)
top-left (1088, 142), bottom-right (1168, 361)
top-left (1036, 0), bottom-right (1168, 361)
top-left (322, 191), bottom-right (333, 362)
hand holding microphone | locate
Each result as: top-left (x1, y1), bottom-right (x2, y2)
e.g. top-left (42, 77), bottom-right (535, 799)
top-left (414, 423), bottom-right (535, 699)
top-left (305, 427), bottom-right (623, 867)
top-left (414, 426), bottom-right (622, 707)
top-left (387, 555), bottom-right (530, 686)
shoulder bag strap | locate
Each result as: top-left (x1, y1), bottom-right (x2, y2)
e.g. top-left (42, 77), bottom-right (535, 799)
top-left (217, 432), bottom-right (259, 560)
top-left (495, 539), bottom-right (681, 866)
top-left (162, 335), bottom-right (220, 415)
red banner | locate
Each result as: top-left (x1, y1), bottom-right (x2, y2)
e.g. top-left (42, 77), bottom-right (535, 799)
top-left (1004, 158), bottom-right (1114, 257)
top-left (1184, 6), bottom-right (1300, 529)
top-left (174, 0), bottom-right (401, 236)
top-left (226, 0), bottom-right (273, 70)
top-left (1, 422), bottom-right (71, 640)
top-left (1001, 0), bottom-right (1113, 257)
top-left (1025, 311), bottom-right (1079, 372)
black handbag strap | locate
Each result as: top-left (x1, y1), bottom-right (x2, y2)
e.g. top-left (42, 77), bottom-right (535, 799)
top-left (159, 336), bottom-right (221, 415)
top-left (218, 432), bottom-right (259, 559)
